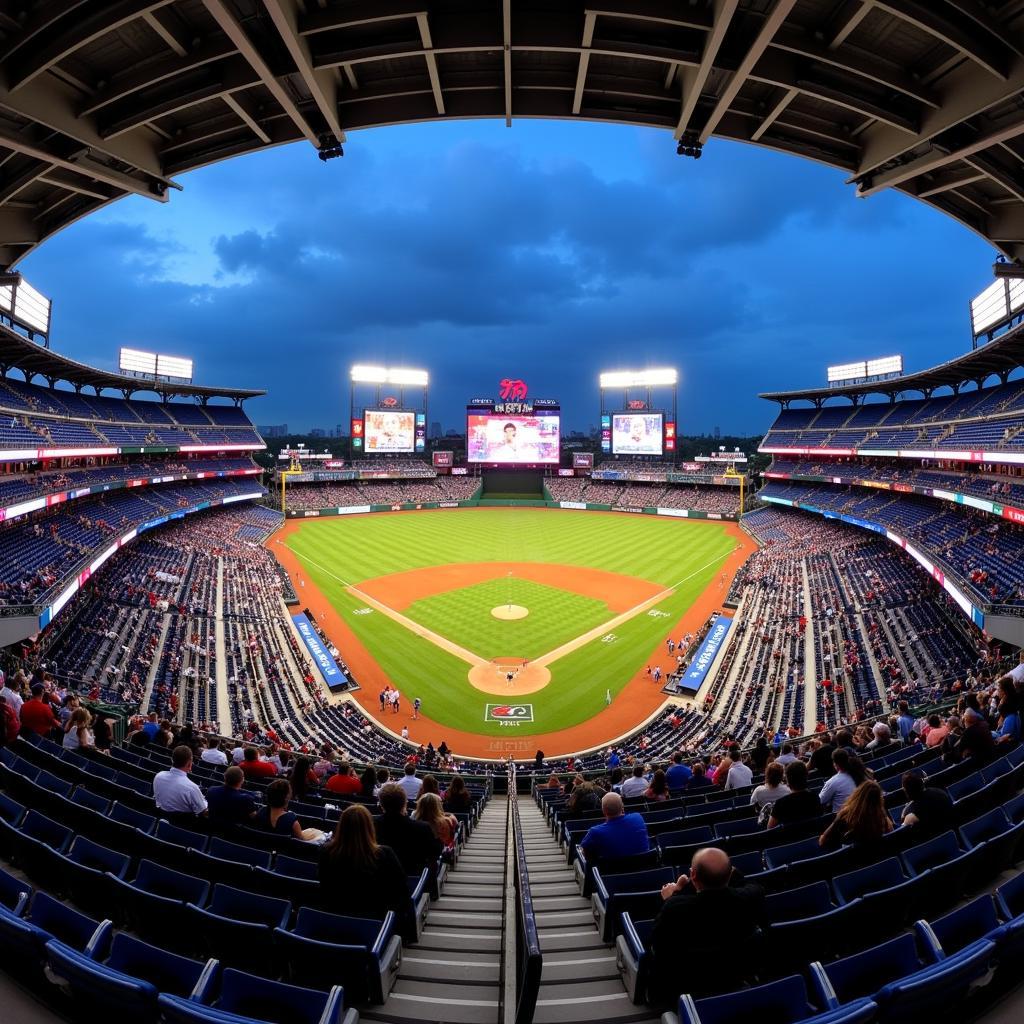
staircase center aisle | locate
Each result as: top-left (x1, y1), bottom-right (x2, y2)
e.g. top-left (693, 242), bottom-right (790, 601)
top-left (361, 797), bottom-right (506, 1024)
top-left (518, 800), bottom-right (659, 1024)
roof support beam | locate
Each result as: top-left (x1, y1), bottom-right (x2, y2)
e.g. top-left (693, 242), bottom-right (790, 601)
top-left (37, 167), bottom-right (117, 201)
top-left (699, 0), bottom-right (796, 144)
top-left (300, 2), bottom-right (425, 37)
top-left (8, 0), bottom-right (176, 92)
top-left (502, 0), bottom-right (512, 125)
top-left (262, 0), bottom-right (345, 141)
top-left (223, 93), bottom-right (271, 144)
top-left (142, 7), bottom-right (189, 57)
top-left (201, 0), bottom-right (321, 146)
top-left (855, 56), bottom-right (1024, 179)
top-left (0, 160), bottom-right (54, 205)
top-left (416, 13), bottom-right (445, 115)
top-left (674, 0), bottom-right (738, 140)
top-left (872, 0), bottom-right (1011, 79)
top-left (915, 168), bottom-right (986, 196)
top-left (857, 113), bottom-right (1024, 195)
top-left (826, 1), bottom-right (874, 49)
top-left (0, 1), bottom-right (91, 62)
top-left (751, 86), bottom-right (797, 142)
top-left (964, 153), bottom-right (1024, 203)
top-left (572, 12), bottom-right (596, 115)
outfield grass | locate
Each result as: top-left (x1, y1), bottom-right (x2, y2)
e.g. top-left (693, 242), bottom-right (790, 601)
top-left (285, 508), bottom-right (736, 736)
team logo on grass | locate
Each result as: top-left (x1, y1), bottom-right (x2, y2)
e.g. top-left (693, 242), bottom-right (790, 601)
top-left (485, 704), bottom-right (534, 723)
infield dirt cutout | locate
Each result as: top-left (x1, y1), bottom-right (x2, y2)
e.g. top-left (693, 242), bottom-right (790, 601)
top-left (469, 657), bottom-right (552, 695)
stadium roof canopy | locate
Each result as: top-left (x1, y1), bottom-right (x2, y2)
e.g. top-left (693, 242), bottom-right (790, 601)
top-left (0, 323), bottom-right (265, 400)
top-left (3, 1), bottom-right (1024, 265)
top-left (760, 323), bottom-right (1024, 405)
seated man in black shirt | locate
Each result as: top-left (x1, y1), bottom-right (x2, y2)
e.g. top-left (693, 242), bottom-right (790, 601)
top-left (374, 782), bottom-right (442, 876)
top-left (649, 847), bottom-right (764, 1005)
top-left (900, 770), bottom-right (954, 837)
top-left (767, 760), bottom-right (821, 828)
top-left (206, 766), bottom-right (257, 828)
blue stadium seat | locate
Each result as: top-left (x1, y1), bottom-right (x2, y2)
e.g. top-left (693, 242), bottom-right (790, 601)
top-left (996, 871), bottom-right (1024, 920)
top-left (252, 854), bottom-right (320, 905)
top-left (14, 809), bottom-right (75, 889)
top-left (831, 856), bottom-right (928, 929)
top-left (185, 884), bottom-right (291, 971)
top-left (674, 973), bottom-right (876, 1024)
top-left (186, 836), bottom-right (272, 887)
top-left (106, 859), bottom-right (210, 950)
top-left (274, 908), bottom-right (401, 1004)
top-left (0, 792), bottom-right (25, 859)
top-left (575, 847), bottom-right (660, 896)
top-left (0, 864), bottom-right (30, 915)
top-left (959, 807), bottom-right (1022, 875)
top-left (764, 881), bottom-right (832, 924)
top-left (899, 830), bottom-right (977, 910)
top-left (63, 835), bottom-right (132, 916)
top-left (45, 933), bottom-right (218, 1023)
top-left (592, 866), bottom-right (674, 942)
top-left (762, 901), bottom-right (866, 978)
top-left (158, 968), bottom-right (357, 1024)
top-left (0, 891), bottom-right (111, 973)
top-left (918, 894), bottom-right (1024, 964)
top-left (810, 930), bottom-right (995, 1022)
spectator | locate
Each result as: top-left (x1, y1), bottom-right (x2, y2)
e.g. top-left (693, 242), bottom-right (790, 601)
top-left (665, 752), bottom-right (692, 790)
top-left (19, 683), bottom-right (58, 738)
top-left (924, 714), bottom-right (949, 748)
top-left (374, 782), bottom-right (442, 876)
top-left (645, 769), bottom-right (670, 802)
top-left (751, 736), bottom-right (771, 773)
top-left (325, 761), bottom-right (363, 796)
top-left (768, 760), bottom-right (820, 828)
top-left (620, 763), bottom-right (649, 799)
top-left (153, 745), bottom-right (208, 820)
top-left (200, 736), bottom-right (228, 766)
top-left (240, 747), bottom-right (277, 780)
top-left (0, 696), bottom-right (18, 748)
top-left (900, 771), bottom-right (955, 836)
top-left (818, 749), bottom-right (862, 813)
top-left (206, 766), bottom-right (257, 827)
top-left (819, 780), bottom-right (892, 849)
top-left (567, 780), bottom-right (601, 814)
top-left (141, 711), bottom-right (161, 742)
top-left (414, 792), bottom-right (458, 854)
top-left (810, 732), bottom-right (836, 777)
top-left (373, 768), bottom-right (391, 797)
top-left (420, 774), bottom-right (440, 797)
top-left (398, 761), bottom-right (423, 801)
top-left (254, 779), bottom-right (323, 842)
top-left (289, 755), bottom-right (317, 802)
top-left (62, 707), bottom-right (95, 751)
top-left (896, 701), bottom-right (915, 743)
top-left (359, 765), bottom-right (378, 799)
top-left (0, 672), bottom-right (23, 716)
top-left (750, 762), bottom-right (790, 813)
top-left (443, 775), bottom-right (474, 814)
top-left (960, 708), bottom-right (996, 764)
top-left (319, 804), bottom-right (409, 918)
top-left (725, 754), bottom-right (753, 791)
top-left (578, 793), bottom-right (650, 861)
top-left (649, 848), bottom-right (764, 1003)
top-left (685, 762), bottom-right (712, 790)
top-left (775, 743), bottom-right (798, 767)
top-left (995, 701), bottom-right (1021, 746)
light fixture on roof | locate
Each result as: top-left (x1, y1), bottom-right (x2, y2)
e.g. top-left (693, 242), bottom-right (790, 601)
top-left (676, 132), bottom-right (703, 159)
top-left (317, 133), bottom-right (344, 161)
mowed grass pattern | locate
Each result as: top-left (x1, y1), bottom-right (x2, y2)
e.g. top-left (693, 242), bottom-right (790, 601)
top-left (285, 508), bottom-right (737, 736)
top-left (404, 577), bottom-right (613, 660)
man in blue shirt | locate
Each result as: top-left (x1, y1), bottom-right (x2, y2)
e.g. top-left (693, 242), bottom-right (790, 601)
top-left (206, 765), bottom-right (257, 826)
top-left (607, 749), bottom-right (621, 770)
top-left (896, 701), bottom-right (915, 743)
top-left (664, 752), bottom-right (692, 790)
top-left (579, 793), bottom-right (650, 861)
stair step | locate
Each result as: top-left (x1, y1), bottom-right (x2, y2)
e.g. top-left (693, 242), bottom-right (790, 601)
top-left (428, 910), bottom-right (504, 928)
top-left (434, 895), bottom-right (502, 912)
top-left (417, 929), bottom-right (501, 953)
top-left (538, 929), bottom-right (610, 952)
top-left (533, 986), bottom-right (654, 1024)
top-left (530, 894), bottom-right (590, 911)
top-left (399, 954), bottom-right (500, 984)
top-left (376, 989), bottom-right (499, 1024)
top-left (534, 909), bottom-right (596, 928)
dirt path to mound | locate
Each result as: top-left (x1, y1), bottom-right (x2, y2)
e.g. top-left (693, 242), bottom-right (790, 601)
top-left (273, 516), bottom-right (757, 759)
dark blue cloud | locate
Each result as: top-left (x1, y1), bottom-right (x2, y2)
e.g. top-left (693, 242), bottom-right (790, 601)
top-left (19, 121), bottom-right (991, 435)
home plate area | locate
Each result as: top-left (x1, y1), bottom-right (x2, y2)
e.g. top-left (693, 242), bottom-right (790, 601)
top-left (468, 656), bottom-right (551, 695)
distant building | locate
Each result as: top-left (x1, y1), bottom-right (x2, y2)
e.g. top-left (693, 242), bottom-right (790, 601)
top-left (445, 429), bottom-right (460, 438)
top-left (714, 425), bottom-right (721, 439)
top-left (258, 424), bottom-right (288, 438)
top-left (309, 428), bottom-right (326, 438)
top-left (430, 420), bottom-right (442, 439)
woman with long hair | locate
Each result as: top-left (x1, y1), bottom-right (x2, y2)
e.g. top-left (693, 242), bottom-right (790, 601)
top-left (62, 707), bottom-right (95, 751)
top-left (420, 774), bottom-right (440, 797)
top-left (819, 780), bottom-right (892, 849)
top-left (359, 764), bottom-right (378, 799)
top-left (318, 804), bottom-right (408, 917)
top-left (443, 774), bottom-right (473, 813)
top-left (289, 755), bottom-right (316, 802)
top-left (415, 792), bottom-right (458, 853)
top-left (645, 769), bottom-right (669, 802)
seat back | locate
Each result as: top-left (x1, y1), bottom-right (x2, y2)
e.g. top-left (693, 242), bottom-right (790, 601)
top-left (22, 810), bottom-right (73, 852)
top-left (208, 837), bottom-right (272, 869)
top-left (208, 884), bottom-right (291, 927)
top-left (818, 931), bottom-right (922, 1004)
top-left (764, 881), bottom-right (832, 924)
top-left (135, 860), bottom-right (210, 904)
top-left (71, 787), bottom-right (111, 813)
top-left (683, 973), bottom-right (810, 1024)
top-left (29, 892), bottom-right (107, 953)
top-left (68, 836), bottom-right (130, 877)
top-left (926, 895), bottom-right (1000, 955)
top-left (901, 831), bottom-right (962, 875)
top-left (960, 807), bottom-right (1010, 848)
top-left (110, 802), bottom-right (156, 833)
top-left (833, 857), bottom-right (905, 904)
top-left (218, 968), bottom-right (339, 1024)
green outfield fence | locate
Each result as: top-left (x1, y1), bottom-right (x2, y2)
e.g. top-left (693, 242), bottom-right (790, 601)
top-left (286, 500), bottom-right (739, 521)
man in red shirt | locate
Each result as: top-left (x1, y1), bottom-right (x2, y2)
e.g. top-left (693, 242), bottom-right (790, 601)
top-left (325, 762), bottom-right (363, 796)
top-left (239, 747), bottom-right (277, 779)
top-left (19, 684), bottom-right (58, 737)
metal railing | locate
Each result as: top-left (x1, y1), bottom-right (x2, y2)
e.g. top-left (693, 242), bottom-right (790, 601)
top-left (502, 764), bottom-right (542, 1024)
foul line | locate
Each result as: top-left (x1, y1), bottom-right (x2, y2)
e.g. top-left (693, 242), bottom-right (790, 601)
top-left (295, 549), bottom-right (731, 672)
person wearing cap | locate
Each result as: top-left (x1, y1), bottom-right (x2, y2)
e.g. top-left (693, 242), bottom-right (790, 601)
top-left (19, 683), bottom-right (58, 737)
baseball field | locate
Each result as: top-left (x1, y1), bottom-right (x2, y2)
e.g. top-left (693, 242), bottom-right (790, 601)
top-left (278, 507), bottom-right (748, 750)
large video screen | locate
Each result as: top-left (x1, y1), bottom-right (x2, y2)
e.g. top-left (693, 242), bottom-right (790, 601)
top-left (364, 409), bottom-right (415, 453)
top-left (467, 414), bottom-right (560, 463)
top-left (612, 412), bottom-right (664, 456)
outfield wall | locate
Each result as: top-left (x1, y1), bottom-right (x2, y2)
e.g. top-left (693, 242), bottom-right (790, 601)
top-left (286, 500), bottom-right (738, 521)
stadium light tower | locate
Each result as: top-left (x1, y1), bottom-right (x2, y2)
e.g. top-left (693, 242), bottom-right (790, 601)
top-left (348, 364), bottom-right (430, 460)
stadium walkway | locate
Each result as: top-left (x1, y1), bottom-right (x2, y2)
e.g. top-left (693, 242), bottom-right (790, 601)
top-left (362, 798), bottom-right (505, 1024)
top-left (518, 801), bottom-right (658, 1024)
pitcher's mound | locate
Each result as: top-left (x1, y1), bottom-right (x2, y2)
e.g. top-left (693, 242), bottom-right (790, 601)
top-left (491, 604), bottom-right (529, 620)
top-left (469, 657), bottom-right (551, 695)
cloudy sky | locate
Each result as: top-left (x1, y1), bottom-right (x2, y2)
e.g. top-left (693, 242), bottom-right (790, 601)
top-left (21, 118), bottom-right (994, 436)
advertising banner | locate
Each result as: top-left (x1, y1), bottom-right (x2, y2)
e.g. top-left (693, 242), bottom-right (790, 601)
top-left (682, 616), bottom-right (733, 689)
top-left (291, 613), bottom-right (346, 688)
